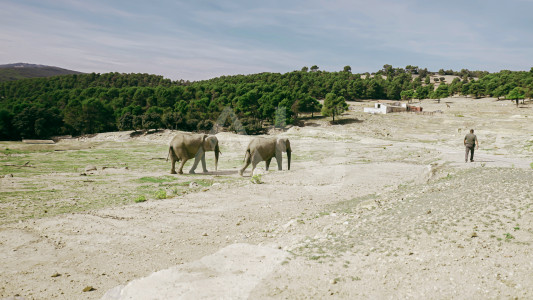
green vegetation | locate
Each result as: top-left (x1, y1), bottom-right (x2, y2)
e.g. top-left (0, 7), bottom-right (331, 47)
top-left (321, 93), bottom-right (348, 122)
top-left (154, 189), bottom-right (167, 199)
top-left (251, 174), bottom-right (263, 184)
top-left (1, 66), bottom-right (531, 140)
top-left (137, 176), bottom-right (178, 183)
top-left (507, 87), bottom-right (526, 104)
top-left (134, 195), bottom-right (146, 203)
top-left (0, 140), bottom-right (241, 224)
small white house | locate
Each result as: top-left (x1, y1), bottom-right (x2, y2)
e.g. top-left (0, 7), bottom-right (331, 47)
top-left (364, 102), bottom-right (407, 114)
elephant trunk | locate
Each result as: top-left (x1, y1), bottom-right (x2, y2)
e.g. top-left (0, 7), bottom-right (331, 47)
top-left (286, 149), bottom-right (291, 170)
top-left (214, 143), bottom-right (220, 171)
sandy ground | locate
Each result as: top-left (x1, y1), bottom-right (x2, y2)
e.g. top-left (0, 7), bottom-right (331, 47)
top-left (1, 97), bottom-right (532, 299)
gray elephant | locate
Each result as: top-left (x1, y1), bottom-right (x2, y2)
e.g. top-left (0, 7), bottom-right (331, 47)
top-left (239, 137), bottom-right (291, 176)
top-left (168, 133), bottom-right (220, 174)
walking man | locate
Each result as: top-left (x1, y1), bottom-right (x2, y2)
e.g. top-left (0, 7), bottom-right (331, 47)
top-left (464, 129), bottom-right (479, 162)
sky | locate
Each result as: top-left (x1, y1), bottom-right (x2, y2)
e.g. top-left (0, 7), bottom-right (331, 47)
top-left (1, 0), bottom-right (532, 81)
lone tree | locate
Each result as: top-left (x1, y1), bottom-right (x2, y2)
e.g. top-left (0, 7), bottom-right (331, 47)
top-left (321, 93), bottom-right (348, 123)
top-left (400, 89), bottom-right (415, 103)
top-left (432, 83), bottom-right (450, 103)
top-left (507, 87), bottom-right (525, 106)
top-left (298, 95), bottom-right (322, 117)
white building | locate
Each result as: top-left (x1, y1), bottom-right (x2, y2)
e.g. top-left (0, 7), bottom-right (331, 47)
top-left (364, 102), bottom-right (407, 114)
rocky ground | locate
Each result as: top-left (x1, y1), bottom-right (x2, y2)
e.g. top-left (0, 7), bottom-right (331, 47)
top-left (0, 97), bottom-right (532, 299)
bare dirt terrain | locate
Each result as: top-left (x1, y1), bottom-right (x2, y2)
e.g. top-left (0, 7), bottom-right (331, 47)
top-left (1, 97), bottom-right (532, 299)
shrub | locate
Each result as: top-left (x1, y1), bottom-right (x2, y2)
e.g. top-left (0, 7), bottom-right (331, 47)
top-left (155, 189), bottom-right (167, 199)
top-left (134, 195), bottom-right (146, 203)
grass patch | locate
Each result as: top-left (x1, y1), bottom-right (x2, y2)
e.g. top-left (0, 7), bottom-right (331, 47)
top-left (137, 176), bottom-right (178, 183)
top-left (0, 140), bottom-right (174, 224)
top-left (177, 179), bottom-right (214, 187)
top-left (309, 255), bottom-right (325, 261)
top-left (504, 233), bottom-right (514, 240)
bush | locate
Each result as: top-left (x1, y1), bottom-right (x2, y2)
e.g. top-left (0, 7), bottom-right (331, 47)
top-left (155, 189), bottom-right (167, 199)
top-left (134, 195), bottom-right (146, 203)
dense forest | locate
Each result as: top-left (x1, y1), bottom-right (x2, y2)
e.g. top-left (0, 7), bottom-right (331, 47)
top-left (0, 65), bottom-right (532, 140)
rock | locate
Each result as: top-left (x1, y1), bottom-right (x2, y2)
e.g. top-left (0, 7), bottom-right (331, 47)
top-left (5, 174), bottom-right (13, 178)
top-left (82, 286), bottom-right (96, 292)
top-left (51, 272), bottom-right (61, 278)
top-left (85, 165), bottom-right (97, 172)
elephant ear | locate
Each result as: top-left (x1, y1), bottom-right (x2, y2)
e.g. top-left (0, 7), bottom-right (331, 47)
top-left (204, 136), bottom-right (217, 151)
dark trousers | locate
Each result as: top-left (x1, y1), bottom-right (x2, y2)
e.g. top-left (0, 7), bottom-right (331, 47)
top-left (465, 146), bottom-right (475, 162)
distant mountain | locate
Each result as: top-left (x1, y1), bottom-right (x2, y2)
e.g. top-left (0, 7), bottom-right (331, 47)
top-left (0, 63), bottom-right (83, 82)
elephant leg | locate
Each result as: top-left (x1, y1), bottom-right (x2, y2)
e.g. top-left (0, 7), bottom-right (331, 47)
top-left (251, 152), bottom-right (262, 175)
top-left (170, 150), bottom-right (178, 174)
top-left (239, 151), bottom-right (251, 176)
top-left (178, 158), bottom-right (188, 174)
top-left (275, 151), bottom-right (282, 170)
top-left (251, 160), bottom-right (258, 175)
top-left (171, 157), bottom-right (177, 174)
top-left (201, 152), bottom-right (208, 173)
top-left (189, 148), bottom-right (205, 174)
top-left (265, 158), bottom-right (272, 171)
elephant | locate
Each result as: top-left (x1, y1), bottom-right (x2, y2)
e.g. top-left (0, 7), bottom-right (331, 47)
top-left (168, 133), bottom-right (220, 174)
top-left (239, 137), bottom-right (291, 176)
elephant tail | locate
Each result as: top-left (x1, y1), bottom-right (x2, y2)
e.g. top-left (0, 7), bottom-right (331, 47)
top-left (242, 148), bottom-right (250, 162)
top-left (167, 146), bottom-right (173, 162)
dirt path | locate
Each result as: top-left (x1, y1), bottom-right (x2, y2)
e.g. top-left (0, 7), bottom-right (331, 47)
top-left (1, 97), bottom-right (532, 299)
